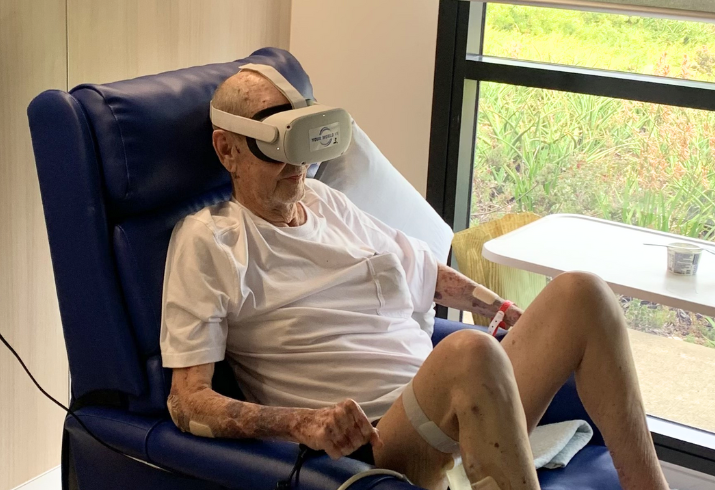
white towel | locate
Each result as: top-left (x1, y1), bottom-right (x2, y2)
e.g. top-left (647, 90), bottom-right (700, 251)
top-left (445, 420), bottom-right (594, 490)
top-left (530, 420), bottom-right (593, 470)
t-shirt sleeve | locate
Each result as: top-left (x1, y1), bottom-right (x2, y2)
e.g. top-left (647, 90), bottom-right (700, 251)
top-left (160, 217), bottom-right (237, 368)
top-left (315, 183), bottom-right (438, 315)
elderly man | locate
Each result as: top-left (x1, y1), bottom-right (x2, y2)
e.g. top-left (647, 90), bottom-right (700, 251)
top-left (160, 68), bottom-right (669, 490)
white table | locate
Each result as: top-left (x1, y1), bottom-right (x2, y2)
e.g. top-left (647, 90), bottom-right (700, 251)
top-left (482, 214), bottom-right (715, 317)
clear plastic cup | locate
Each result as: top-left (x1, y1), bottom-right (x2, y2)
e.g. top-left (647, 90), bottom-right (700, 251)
top-left (666, 242), bottom-right (702, 275)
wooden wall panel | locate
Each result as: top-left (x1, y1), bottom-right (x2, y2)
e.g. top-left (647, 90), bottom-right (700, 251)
top-left (2, 1), bottom-right (289, 488)
top-left (67, 0), bottom-right (291, 87)
top-left (0, 1), bottom-right (69, 489)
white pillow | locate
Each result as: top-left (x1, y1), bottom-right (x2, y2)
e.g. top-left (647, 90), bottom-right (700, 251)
top-left (317, 120), bottom-right (454, 263)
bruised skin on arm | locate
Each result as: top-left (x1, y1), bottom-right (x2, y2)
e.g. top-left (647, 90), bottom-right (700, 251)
top-left (167, 363), bottom-right (304, 440)
top-left (433, 263), bottom-right (522, 327)
top-left (167, 363), bottom-right (382, 459)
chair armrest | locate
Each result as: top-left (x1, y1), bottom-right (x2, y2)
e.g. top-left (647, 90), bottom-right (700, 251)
top-left (147, 419), bottom-right (424, 490)
top-left (66, 407), bottom-right (423, 490)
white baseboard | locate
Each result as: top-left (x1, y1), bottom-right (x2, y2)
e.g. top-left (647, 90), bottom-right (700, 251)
top-left (12, 466), bottom-right (61, 490)
top-left (661, 460), bottom-right (715, 490)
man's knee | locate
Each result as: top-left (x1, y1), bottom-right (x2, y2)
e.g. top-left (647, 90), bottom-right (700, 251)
top-left (437, 330), bottom-right (520, 423)
top-left (550, 271), bottom-right (610, 299)
top-left (548, 271), bottom-right (624, 332)
top-left (440, 329), bottom-right (513, 381)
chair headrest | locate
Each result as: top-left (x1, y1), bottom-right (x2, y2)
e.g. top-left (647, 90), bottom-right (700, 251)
top-left (70, 47), bottom-right (314, 220)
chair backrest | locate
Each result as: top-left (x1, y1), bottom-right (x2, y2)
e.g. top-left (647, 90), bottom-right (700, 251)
top-left (28, 47), bottom-right (314, 413)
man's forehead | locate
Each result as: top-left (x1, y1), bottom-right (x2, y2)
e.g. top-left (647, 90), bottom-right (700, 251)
top-left (228, 70), bottom-right (290, 114)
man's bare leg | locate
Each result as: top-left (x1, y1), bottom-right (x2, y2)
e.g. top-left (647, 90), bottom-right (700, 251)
top-left (374, 329), bottom-right (540, 490)
top-left (501, 271), bottom-right (668, 490)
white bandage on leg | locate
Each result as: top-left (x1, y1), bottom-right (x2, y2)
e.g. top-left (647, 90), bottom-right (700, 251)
top-left (401, 379), bottom-right (460, 455)
top-left (472, 284), bottom-right (499, 305)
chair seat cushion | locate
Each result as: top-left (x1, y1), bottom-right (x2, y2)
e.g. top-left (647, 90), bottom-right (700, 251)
top-left (538, 445), bottom-right (620, 489)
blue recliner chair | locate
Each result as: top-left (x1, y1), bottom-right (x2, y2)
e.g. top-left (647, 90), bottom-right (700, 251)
top-left (28, 47), bottom-right (621, 489)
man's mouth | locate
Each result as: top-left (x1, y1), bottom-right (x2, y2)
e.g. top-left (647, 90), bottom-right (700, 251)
top-left (283, 174), bottom-right (303, 181)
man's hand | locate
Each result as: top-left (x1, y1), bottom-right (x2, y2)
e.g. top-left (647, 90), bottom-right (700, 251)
top-left (291, 399), bottom-right (383, 460)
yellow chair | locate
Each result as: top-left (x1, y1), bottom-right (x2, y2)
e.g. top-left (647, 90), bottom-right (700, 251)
top-left (452, 213), bottom-right (548, 326)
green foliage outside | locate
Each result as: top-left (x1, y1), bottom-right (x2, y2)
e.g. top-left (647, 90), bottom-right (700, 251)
top-left (474, 5), bottom-right (715, 346)
top-left (484, 5), bottom-right (715, 81)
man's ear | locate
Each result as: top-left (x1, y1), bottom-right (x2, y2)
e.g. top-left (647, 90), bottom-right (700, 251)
top-left (212, 130), bottom-right (237, 173)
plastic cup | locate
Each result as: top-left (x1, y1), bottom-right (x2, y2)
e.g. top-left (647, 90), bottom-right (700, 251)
top-left (666, 242), bottom-right (702, 275)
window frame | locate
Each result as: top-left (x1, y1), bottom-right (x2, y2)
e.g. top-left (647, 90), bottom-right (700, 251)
top-left (427, 0), bottom-right (715, 475)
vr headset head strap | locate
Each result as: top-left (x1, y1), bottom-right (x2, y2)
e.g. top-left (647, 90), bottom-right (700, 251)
top-left (210, 105), bottom-right (278, 143)
top-left (239, 63), bottom-right (309, 109)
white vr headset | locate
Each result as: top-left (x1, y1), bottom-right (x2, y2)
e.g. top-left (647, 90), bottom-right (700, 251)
top-left (210, 63), bottom-right (352, 165)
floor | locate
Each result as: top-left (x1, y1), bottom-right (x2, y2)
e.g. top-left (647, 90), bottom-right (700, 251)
top-left (13, 467), bottom-right (60, 490)
top-left (627, 329), bottom-right (715, 433)
top-left (13, 463), bottom-right (715, 489)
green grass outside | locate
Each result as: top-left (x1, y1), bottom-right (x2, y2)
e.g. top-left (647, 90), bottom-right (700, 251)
top-left (484, 4), bottom-right (715, 81)
top-left (473, 5), bottom-right (715, 345)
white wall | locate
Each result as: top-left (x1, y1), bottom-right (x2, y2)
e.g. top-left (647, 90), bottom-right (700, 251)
top-left (290, 0), bottom-right (441, 196)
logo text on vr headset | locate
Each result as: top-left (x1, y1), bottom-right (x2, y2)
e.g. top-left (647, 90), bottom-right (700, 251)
top-left (309, 123), bottom-right (340, 152)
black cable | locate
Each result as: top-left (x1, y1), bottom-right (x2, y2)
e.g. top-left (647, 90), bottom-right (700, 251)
top-left (294, 444), bottom-right (317, 488)
top-left (0, 331), bottom-right (128, 457)
top-left (277, 444), bottom-right (312, 490)
top-left (0, 331), bottom-right (221, 486)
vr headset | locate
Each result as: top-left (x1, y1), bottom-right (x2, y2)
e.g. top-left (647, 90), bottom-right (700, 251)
top-left (210, 63), bottom-right (352, 165)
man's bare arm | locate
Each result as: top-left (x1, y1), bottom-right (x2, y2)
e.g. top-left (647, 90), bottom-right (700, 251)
top-left (433, 263), bottom-right (522, 327)
top-left (167, 363), bottom-right (382, 459)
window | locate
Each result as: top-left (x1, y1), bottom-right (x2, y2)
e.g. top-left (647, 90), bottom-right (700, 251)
top-left (428, 0), bottom-right (715, 474)
top-left (484, 4), bottom-right (715, 83)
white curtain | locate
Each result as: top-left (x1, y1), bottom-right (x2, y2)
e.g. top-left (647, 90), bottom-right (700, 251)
top-left (483, 0), bottom-right (715, 22)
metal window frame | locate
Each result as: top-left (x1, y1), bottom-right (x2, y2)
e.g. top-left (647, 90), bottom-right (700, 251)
top-left (427, 0), bottom-right (715, 475)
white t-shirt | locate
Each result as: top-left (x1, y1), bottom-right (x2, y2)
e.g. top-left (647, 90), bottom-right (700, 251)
top-left (160, 179), bottom-right (437, 421)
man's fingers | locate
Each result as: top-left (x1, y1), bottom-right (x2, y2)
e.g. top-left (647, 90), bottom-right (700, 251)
top-left (355, 418), bottom-right (374, 444)
top-left (332, 404), bottom-right (364, 455)
top-left (347, 405), bottom-right (374, 442)
top-left (344, 400), bottom-right (377, 446)
top-left (334, 434), bottom-right (357, 456)
top-left (324, 441), bottom-right (343, 460)
top-left (369, 427), bottom-right (384, 449)
top-left (343, 399), bottom-right (382, 451)
top-left (320, 425), bottom-right (347, 459)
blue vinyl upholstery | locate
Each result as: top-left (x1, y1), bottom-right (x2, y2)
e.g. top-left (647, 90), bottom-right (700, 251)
top-left (28, 48), bottom-right (619, 489)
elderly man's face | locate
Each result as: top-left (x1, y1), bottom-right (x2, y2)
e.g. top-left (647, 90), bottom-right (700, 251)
top-left (212, 73), bottom-right (308, 210)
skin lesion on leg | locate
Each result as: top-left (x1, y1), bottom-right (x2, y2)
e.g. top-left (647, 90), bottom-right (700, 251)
top-left (375, 330), bottom-right (539, 490)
